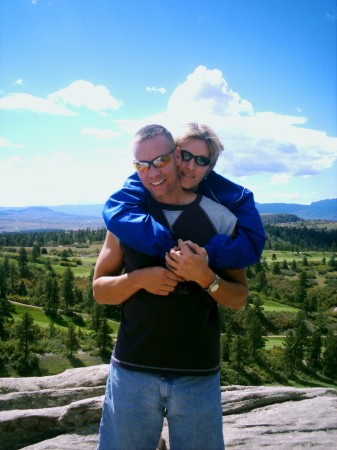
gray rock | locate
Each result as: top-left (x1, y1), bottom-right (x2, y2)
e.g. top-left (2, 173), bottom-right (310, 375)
top-left (0, 366), bottom-right (336, 450)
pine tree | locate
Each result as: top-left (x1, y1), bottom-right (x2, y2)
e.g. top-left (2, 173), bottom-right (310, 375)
top-left (44, 274), bottom-right (59, 313)
top-left (31, 245), bottom-right (41, 263)
top-left (61, 266), bottom-right (75, 312)
top-left (14, 313), bottom-right (40, 375)
top-left (84, 268), bottom-right (95, 311)
top-left (283, 330), bottom-right (297, 375)
top-left (244, 307), bottom-right (265, 360)
top-left (18, 247), bottom-right (29, 278)
top-left (229, 335), bottom-right (247, 381)
top-left (65, 324), bottom-right (79, 357)
top-left (15, 313), bottom-right (38, 358)
top-left (306, 329), bottom-right (322, 374)
top-left (0, 296), bottom-right (12, 340)
top-left (96, 317), bottom-right (113, 356)
top-left (322, 331), bottom-right (337, 378)
top-left (0, 257), bottom-right (9, 298)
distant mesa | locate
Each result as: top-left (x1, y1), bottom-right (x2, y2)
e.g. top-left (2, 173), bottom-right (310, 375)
top-left (0, 198), bottom-right (336, 232)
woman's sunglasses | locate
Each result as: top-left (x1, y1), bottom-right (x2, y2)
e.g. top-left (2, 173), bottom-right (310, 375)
top-left (180, 149), bottom-right (210, 167)
top-left (133, 148), bottom-right (175, 173)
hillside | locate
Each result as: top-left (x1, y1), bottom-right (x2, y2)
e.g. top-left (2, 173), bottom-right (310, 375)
top-left (0, 198), bottom-right (336, 232)
top-left (0, 206), bottom-right (104, 232)
top-left (256, 198), bottom-right (337, 221)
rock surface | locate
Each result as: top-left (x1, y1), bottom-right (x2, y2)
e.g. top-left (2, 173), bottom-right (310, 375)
top-left (0, 365), bottom-right (336, 449)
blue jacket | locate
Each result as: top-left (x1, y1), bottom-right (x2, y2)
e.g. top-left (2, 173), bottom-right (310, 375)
top-left (102, 171), bottom-right (266, 268)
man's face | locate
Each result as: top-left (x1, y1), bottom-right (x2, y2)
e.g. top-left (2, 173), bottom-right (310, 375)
top-left (133, 134), bottom-right (181, 203)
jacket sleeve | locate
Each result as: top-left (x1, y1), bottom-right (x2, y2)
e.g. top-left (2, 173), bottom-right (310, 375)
top-left (199, 171), bottom-right (266, 269)
top-left (102, 172), bottom-right (176, 258)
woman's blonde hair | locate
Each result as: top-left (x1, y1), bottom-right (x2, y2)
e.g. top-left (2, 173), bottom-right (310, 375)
top-left (175, 123), bottom-right (224, 170)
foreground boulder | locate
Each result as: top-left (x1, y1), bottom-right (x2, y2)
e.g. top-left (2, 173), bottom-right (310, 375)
top-left (0, 365), bottom-right (336, 449)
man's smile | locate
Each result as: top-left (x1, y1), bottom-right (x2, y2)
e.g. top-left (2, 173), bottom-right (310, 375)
top-left (150, 177), bottom-right (167, 186)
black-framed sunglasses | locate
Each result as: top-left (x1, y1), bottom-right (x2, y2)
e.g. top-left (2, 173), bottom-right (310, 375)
top-left (180, 149), bottom-right (211, 167)
top-left (133, 148), bottom-right (176, 173)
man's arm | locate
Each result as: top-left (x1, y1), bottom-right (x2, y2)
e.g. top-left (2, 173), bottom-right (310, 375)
top-left (165, 239), bottom-right (248, 310)
top-left (93, 231), bottom-right (183, 305)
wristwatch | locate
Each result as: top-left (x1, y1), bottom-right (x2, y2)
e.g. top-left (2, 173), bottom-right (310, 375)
top-left (204, 274), bottom-right (221, 293)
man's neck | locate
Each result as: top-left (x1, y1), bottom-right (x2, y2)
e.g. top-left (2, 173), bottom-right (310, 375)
top-left (152, 187), bottom-right (197, 205)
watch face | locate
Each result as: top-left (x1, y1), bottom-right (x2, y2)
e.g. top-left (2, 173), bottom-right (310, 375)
top-left (210, 275), bottom-right (220, 292)
top-left (211, 282), bottom-right (219, 292)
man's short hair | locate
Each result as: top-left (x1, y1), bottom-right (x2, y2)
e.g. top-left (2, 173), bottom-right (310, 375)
top-left (134, 124), bottom-right (175, 148)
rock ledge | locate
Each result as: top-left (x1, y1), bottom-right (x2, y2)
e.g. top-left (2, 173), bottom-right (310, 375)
top-left (0, 365), bottom-right (336, 449)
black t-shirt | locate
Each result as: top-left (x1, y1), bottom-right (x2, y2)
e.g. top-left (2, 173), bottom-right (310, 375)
top-left (112, 195), bottom-right (235, 376)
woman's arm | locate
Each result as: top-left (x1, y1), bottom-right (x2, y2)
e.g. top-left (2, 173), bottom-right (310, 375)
top-left (103, 170), bottom-right (266, 269)
top-left (102, 173), bottom-right (176, 258)
top-left (200, 171), bottom-right (266, 268)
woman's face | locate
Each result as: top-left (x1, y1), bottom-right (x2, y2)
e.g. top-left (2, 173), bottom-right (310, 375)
top-left (177, 139), bottom-right (211, 191)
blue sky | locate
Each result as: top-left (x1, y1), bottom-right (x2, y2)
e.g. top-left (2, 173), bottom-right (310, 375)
top-left (0, 0), bottom-right (336, 207)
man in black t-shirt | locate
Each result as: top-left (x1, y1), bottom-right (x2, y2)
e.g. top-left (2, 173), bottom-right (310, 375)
top-left (93, 124), bottom-right (248, 450)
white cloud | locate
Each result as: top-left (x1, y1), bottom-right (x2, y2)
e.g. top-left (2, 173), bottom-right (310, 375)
top-left (114, 66), bottom-right (337, 195)
top-left (1, 66), bottom-right (336, 206)
top-left (256, 190), bottom-right (303, 203)
top-left (49, 80), bottom-right (123, 112)
top-left (129, 65), bottom-right (337, 182)
top-left (167, 65), bottom-right (253, 121)
top-left (146, 86), bottom-right (167, 94)
top-left (81, 127), bottom-right (123, 140)
top-left (0, 150), bottom-right (132, 207)
top-left (0, 80), bottom-right (123, 115)
top-left (14, 79), bottom-right (24, 86)
top-left (269, 173), bottom-right (292, 185)
top-left (0, 93), bottom-right (77, 115)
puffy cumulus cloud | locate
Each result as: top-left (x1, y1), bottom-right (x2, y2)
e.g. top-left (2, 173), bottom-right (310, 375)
top-left (0, 93), bottom-right (77, 115)
top-left (0, 81), bottom-right (123, 115)
top-left (49, 80), bottom-right (123, 112)
top-left (147, 66), bottom-right (337, 181)
top-left (81, 127), bottom-right (123, 140)
top-left (167, 65), bottom-right (253, 122)
top-left (114, 65), bottom-right (337, 185)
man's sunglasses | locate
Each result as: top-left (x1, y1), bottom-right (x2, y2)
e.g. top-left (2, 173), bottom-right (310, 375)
top-left (180, 149), bottom-right (210, 167)
top-left (133, 148), bottom-right (176, 173)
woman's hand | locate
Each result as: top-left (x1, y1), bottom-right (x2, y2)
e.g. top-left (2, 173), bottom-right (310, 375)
top-left (165, 239), bottom-right (209, 283)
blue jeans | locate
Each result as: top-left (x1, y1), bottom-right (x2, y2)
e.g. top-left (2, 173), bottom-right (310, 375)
top-left (97, 364), bottom-right (224, 450)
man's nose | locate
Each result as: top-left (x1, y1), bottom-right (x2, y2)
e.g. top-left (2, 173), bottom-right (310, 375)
top-left (148, 164), bottom-right (161, 174)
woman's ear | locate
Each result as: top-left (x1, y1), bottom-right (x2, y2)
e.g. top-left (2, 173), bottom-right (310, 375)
top-left (175, 146), bottom-right (182, 165)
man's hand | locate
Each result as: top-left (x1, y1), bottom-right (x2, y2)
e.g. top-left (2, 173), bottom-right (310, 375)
top-left (137, 266), bottom-right (184, 296)
top-left (165, 239), bottom-right (209, 283)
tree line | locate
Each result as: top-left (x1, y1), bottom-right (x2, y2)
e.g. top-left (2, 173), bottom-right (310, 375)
top-left (0, 223), bottom-right (336, 252)
top-left (0, 228), bottom-right (106, 248)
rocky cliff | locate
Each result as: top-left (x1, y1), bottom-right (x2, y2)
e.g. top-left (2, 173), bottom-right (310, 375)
top-left (0, 365), bottom-right (336, 449)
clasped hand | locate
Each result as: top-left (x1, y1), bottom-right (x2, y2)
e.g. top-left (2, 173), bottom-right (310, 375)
top-left (165, 239), bottom-right (209, 283)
